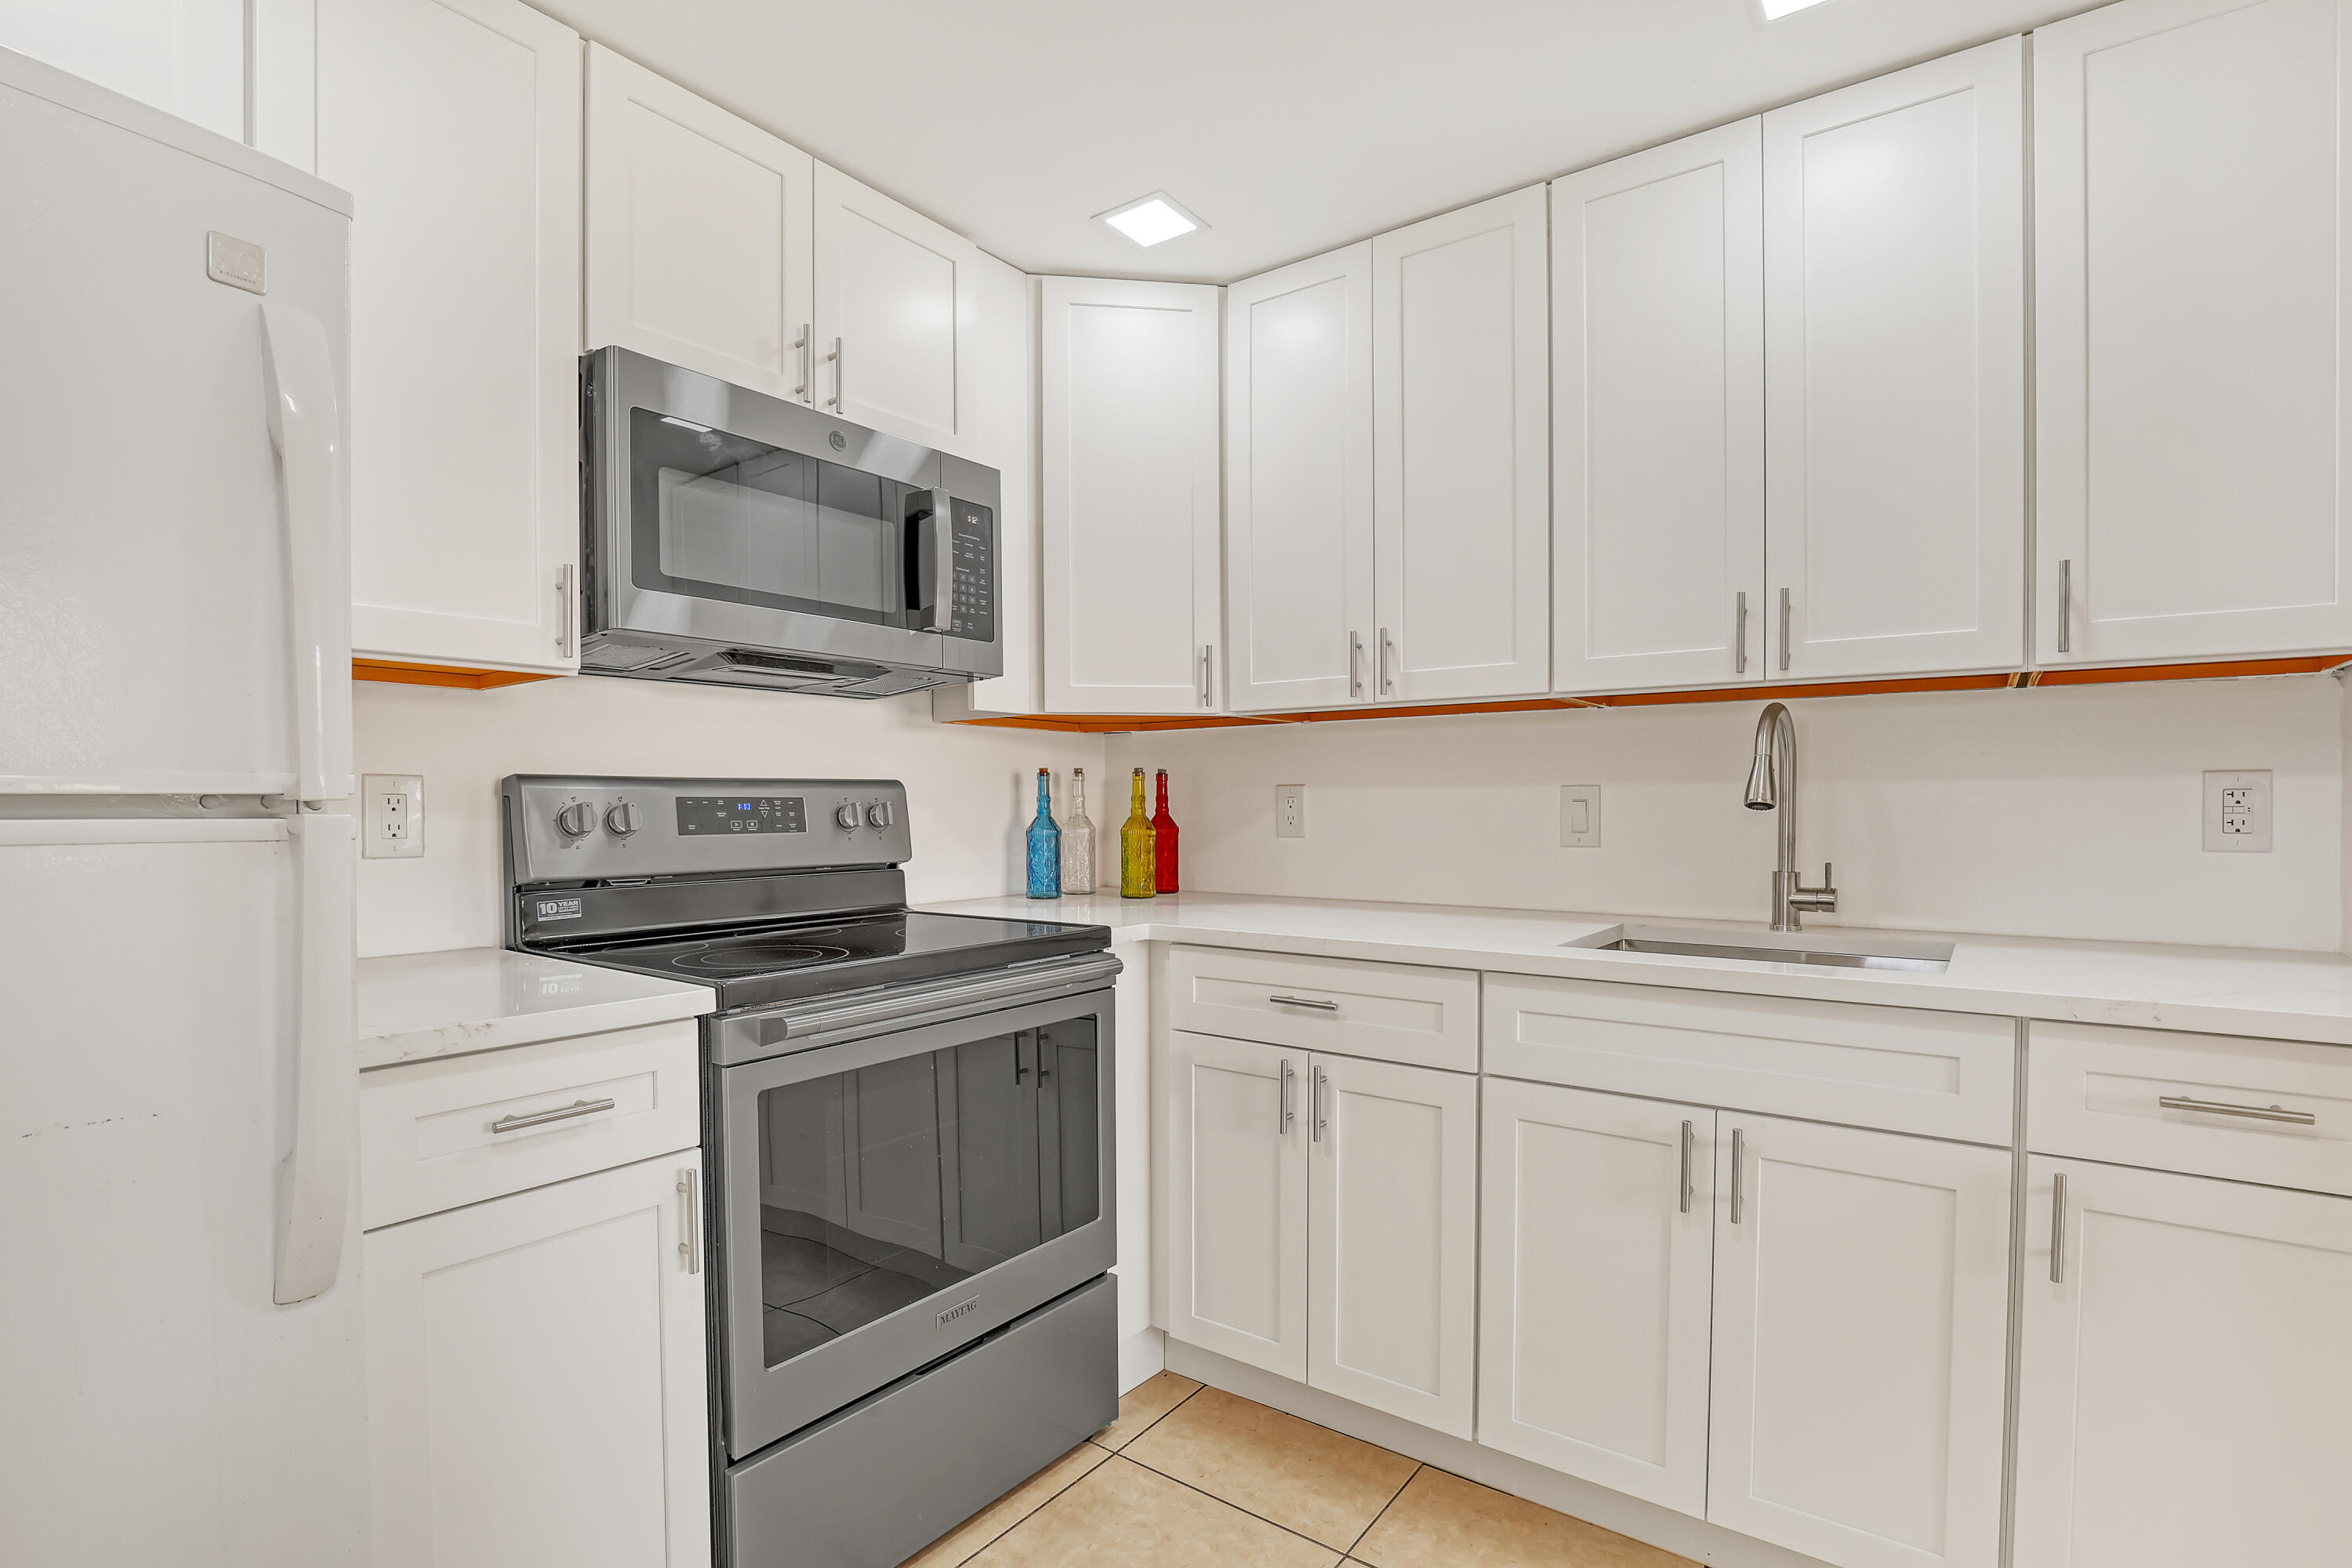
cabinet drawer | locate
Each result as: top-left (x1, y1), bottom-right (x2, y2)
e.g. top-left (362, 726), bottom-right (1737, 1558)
top-left (2028, 1021), bottom-right (2352, 1195)
top-left (360, 1022), bottom-right (701, 1229)
top-left (1484, 973), bottom-right (2015, 1143)
top-left (1165, 946), bottom-right (1479, 1071)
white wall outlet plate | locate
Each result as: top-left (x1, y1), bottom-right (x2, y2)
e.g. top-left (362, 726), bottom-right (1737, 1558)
top-left (363, 773), bottom-right (425, 859)
top-left (2202, 769), bottom-right (2271, 853)
top-left (1560, 785), bottom-right (1601, 848)
top-left (1275, 784), bottom-right (1307, 839)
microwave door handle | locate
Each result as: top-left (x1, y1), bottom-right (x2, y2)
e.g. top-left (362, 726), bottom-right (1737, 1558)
top-left (275, 811), bottom-right (356, 1304)
top-left (915, 487), bottom-right (954, 633)
top-left (260, 302), bottom-right (351, 805)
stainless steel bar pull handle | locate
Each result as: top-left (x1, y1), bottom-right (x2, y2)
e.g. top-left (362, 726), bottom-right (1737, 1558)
top-left (2056, 559), bottom-right (2072, 655)
top-left (1279, 1059), bottom-right (1294, 1134)
top-left (1730, 1127), bottom-right (1746, 1224)
top-left (1734, 592), bottom-right (1749, 676)
top-left (2158, 1094), bottom-right (2317, 1126)
top-left (826, 336), bottom-right (844, 408)
top-left (1379, 628), bottom-right (1396, 695)
top-left (678, 1167), bottom-right (701, 1274)
top-left (1313, 1069), bottom-right (1328, 1143)
top-left (1777, 588), bottom-right (1791, 673)
top-left (1269, 994), bottom-right (1338, 1011)
top-left (558, 563), bottom-right (577, 658)
top-left (491, 1097), bottom-right (615, 1135)
top-left (793, 322), bottom-right (811, 399)
top-left (1200, 645), bottom-right (1214, 708)
top-left (1679, 1120), bottom-right (1694, 1214)
top-left (2049, 1172), bottom-right (2067, 1284)
top-left (1349, 630), bottom-right (1364, 698)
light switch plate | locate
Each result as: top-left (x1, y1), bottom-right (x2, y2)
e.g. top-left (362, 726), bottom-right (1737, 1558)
top-left (1560, 785), bottom-right (1601, 848)
top-left (2202, 769), bottom-right (2271, 852)
top-left (1275, 785), bottom-right (1307, 839)
top-left (364, 773), bottom-right (425, 859)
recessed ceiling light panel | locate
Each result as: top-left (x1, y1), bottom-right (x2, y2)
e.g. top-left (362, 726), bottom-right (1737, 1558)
top-left (1097, 192), bottom-right (1205, 248)
top-left (1759, 0), bottom-right (1834, 16)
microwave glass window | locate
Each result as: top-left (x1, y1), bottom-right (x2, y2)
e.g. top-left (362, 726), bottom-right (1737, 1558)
top-left (753, 1020), bottom-right (1103, 1369)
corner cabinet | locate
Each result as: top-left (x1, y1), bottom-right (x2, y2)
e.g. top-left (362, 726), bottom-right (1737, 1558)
top-left (1040, 278), bottom-right (1223, 715)
top-left (318, 0), bottom-right (583, 677)
top-left (1762, 37), bottom-right (2026, 681)
top-left (813, 163), bottom-right (982, 456)
top-left (2034, 0), bottom-right (2352, 665)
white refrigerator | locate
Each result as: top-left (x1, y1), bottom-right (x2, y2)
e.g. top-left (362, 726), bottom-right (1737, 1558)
top-left (0, 47), bottom-right (369, 1565)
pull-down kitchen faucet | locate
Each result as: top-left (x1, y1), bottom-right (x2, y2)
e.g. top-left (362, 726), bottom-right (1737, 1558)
top-left (1744, 702), bottom-right (1837, 932)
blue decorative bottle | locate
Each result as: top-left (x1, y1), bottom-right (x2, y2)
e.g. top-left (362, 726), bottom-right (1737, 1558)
top-left (1025, 768), bottom-right (1062, 898)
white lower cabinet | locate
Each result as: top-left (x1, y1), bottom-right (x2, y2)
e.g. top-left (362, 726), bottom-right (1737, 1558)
top-left (1708, 1116), bottom-right (2010, 1568)
top-left (2013, 1156), bottom-right (2352, 1566)
top-left (1163, 1031), bottom-right (1475, 1432)
top-left (1477, 1080), bottom-right (1716, 1515)
top-left (365, 1153), bottom-right (711, 1568)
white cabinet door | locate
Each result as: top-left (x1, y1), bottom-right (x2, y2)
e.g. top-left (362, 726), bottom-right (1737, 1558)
top-left (1225, 243), bottom-right (1374, 713)
top-left (812, 162), bottom-right (979, 454)
top-left (366, 1154), bottom-right (711, 1568)
top-left (1477, 1080), bottom-right (1715, 1517)
top-left (2014, 1157), bottom-right (2352, 1565)
top-left (0, 0), bottom-right (245, 139)
top-left (2035, 0), bottom-right (2352, 664)
top-left (932, 258), bottom-right (1043, 718)
top-left (1762, 37), bottom-right (2025, 681)
top-left (1553, 120), bottom-right (1766, 695)
top-left (584, 45), bottom-right (813, 404)
top-left (1040, 277), bottom-right (1223, 714)
top-left (1305, 1054), bottom-right (1475, 1437)
top-left (1162, 1030), bottom-right (1307, 1379)
top-left (319, 0), bottom-right (581, 674)
top-left (1372, 186), bottom-right (1550, 702)
top-left (1708, 1116), bottom-right (2009, 1568)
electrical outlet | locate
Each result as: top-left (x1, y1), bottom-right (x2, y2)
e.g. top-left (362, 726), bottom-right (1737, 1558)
top-left (1560, 785), bottom-right (1601, 848)
top-left (2202, 769), bottom-right (2272, 852)
top-left (1275, 784), bottom-right (1307, 839)
top-left (363, 773), bottom-right (426, 859)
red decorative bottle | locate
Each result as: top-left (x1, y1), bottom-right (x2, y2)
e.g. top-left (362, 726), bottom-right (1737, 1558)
top-left (1151, 769), bottom-right (1180, 894)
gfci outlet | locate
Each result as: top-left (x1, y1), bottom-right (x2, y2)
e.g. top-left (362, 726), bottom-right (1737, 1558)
top-left (1275, 784), bottom-right (1307, 839)
top-left (364, 773), bottom-right (426, 859)
top-left (2202, 769), bottom-right (2272, 853)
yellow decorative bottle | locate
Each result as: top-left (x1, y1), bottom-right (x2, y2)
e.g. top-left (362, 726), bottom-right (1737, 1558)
top-left (1119, 767), bottom-right (1156, 898)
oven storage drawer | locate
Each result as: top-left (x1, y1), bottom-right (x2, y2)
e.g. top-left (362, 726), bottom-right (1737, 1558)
top-left (359, 1021), bottom-right (702, 1229)
top-left (1165, 944), bottom-right (1480, 1071)
top-left (726, 1274), bottom-right (1115, 1568)
top-left (2028, 1020), bottom-right (2352, 1193)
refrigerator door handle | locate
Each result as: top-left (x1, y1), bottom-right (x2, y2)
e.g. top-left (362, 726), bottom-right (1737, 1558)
top-left (260, 303), bottom-right (351, 806)
top-left (275, 811), bottom-right (356, 1305)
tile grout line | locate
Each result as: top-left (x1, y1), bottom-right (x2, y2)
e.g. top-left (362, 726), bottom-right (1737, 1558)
top-left (1101, 1451), bottom-right (1374, 1562)
top-left (1342, 1461), bottom-right (1423, 1560)
top-left (927, 1440), bottom-right (1123, 1568)
top-left (1093, 1377), bottom-right (1206, 1455)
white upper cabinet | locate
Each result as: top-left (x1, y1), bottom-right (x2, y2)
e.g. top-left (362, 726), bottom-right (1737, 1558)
top-left (932, 259), bottom-right (1043, 719)
top-left (813, 163), bottom-right (981, 455)
top-left (1552, 120), bottom-right (1766, 695)
top-left (1762, 37), bottom-right (2026, 681)
top-left (1040, 277), bottom-right (1223, 714)
top-left (319, 0), bottom-right (581, 674)
top-left (1225, 243), bottom-right (1375, 713)
top-left (584, 44), bottom-right (814, 405)
top-left (2035, 0), bottom-right (2352, 664)
top-left (0, 0), bottom-right (245, 139)
top-left (1373, 187), bottom-right (1551, 703)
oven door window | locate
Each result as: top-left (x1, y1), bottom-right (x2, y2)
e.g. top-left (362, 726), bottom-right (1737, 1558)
top-left (753, 1020), bottom-right (1102, 1369)
top-left (629, 407), bottom-right (922, 627)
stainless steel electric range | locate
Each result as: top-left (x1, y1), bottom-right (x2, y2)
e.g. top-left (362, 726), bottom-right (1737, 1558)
top-left (501, 775), bottom-right (1120, 1568)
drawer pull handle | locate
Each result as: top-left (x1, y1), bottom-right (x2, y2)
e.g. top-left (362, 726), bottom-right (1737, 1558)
top-left (2157, 1094), bottom-right (2317, 1126)
top-left (1269, 994), bottom-right (1339, 1011)
top-left (490, 1097), bottom-right (615, 1135)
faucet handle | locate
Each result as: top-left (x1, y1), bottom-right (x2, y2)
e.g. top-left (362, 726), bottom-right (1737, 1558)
top-left (1792, 862), bottom-right (1838, 912)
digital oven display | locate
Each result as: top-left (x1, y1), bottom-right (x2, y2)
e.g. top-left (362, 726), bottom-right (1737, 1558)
top-left (677, 796), bottom-right (806, 835)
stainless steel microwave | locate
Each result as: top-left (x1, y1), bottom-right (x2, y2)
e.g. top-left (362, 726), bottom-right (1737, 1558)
top-left (579, 347), bottom-right (1001, 697)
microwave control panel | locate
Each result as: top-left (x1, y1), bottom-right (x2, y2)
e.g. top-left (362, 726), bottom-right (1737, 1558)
top-left (946, 499), bottom-right (994, 642)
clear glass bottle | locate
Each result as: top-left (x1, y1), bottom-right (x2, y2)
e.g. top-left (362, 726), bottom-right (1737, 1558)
top-left (1025, 768), bottom-right (1062, 898)
top-left (1060, 768), bottom-right (1095, 895)
top-left (1119, 767), bottom-right (1156, 899)
top-left (1151, 768), bottom-right (1180, 895)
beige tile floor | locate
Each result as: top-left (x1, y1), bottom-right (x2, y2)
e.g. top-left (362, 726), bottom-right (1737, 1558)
top-left (899, 1372), bottom-right (1700, 1568)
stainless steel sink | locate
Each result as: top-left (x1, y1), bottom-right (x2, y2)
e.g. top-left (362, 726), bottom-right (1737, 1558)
top-left (1574, 925), bottom-right (1954, 974)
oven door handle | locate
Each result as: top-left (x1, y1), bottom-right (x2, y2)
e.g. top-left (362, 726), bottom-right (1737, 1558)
top-left (746, 954), bottom-right (1126, 1046)
top-left (912, 487), bottom-right (954, 633)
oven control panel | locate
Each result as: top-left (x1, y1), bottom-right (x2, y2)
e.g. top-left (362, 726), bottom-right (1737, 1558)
top-left (504, 775), bottom-right (913, 883)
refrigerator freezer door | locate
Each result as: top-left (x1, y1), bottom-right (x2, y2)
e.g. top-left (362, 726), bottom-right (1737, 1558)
top-left (0, 818), bottom-right (368, 1566)
top-left (0, 49), bottom-right (352, 796)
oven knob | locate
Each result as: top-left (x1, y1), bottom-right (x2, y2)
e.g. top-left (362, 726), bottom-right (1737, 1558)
top-left (866, 801), bottom-right (893, 829)
top-left (554, 801), bottom-right (597, 838)
top-left (833, 802), bottom-right (861, 831)
top-left (605, 802), bottom-right (641, 837)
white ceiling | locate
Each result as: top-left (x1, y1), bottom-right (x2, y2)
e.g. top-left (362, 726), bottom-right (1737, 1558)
top-left (535, 0), bottom-right (2097, 284)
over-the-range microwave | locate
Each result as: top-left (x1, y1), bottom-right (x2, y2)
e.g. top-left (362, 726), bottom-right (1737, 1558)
top-left (578, 347), bottom-right (1000, 697)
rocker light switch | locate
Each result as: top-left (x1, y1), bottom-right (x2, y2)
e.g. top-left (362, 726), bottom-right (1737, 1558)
top-left (1561, 786), bottom-right (1601, 848)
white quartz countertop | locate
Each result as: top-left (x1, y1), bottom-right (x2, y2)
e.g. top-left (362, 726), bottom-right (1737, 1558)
top-left (928, 891), bottom-right (2352, 1048)
top-left (357, 947), bottom-right (716, 1069)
